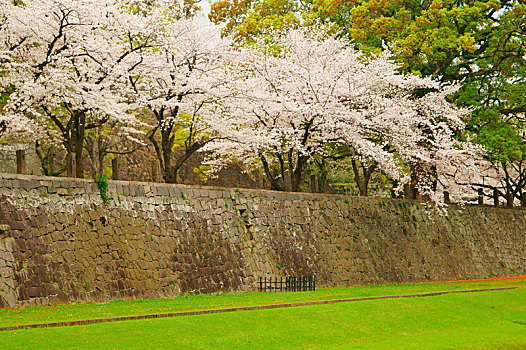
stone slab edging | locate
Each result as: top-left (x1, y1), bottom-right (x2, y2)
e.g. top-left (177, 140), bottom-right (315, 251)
top-left (0, 287), bottom-right (516, 332)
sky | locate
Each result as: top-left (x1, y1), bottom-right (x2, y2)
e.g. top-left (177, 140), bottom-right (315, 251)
top-left (200, 0), bottom-right (211, 16)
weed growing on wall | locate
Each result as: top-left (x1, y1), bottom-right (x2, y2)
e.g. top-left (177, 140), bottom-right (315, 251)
top-left (94, 173), bottom-right (111, 205)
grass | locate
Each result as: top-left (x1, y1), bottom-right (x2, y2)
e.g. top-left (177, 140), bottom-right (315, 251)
top-left (0, 277), bottom-right (523, 328)
top-left (0, 277), bottom-right (524, 349)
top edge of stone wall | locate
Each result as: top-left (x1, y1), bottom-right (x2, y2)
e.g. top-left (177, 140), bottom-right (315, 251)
top-left (0, 172), bottom-right (377, 201)
top-left (0, 172), bottom-right (347, 199)
top-left (0, 172), bottom-right (524, 212)
top-left (0, 143), bottom-right (33, 150)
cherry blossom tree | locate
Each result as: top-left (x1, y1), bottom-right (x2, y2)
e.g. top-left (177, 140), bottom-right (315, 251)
top-left (130, 20), bottom-right (232, 183)
top-left (0, 0), bottom-right (160, 177)
top-left (204, 30), bottom-right (348, 191)
top-left (204, 28), bottom-right (482, 203)
top-left (334, 66), bottom-right (476, 202)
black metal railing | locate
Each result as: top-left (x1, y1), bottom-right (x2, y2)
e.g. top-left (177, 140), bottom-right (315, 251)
top-left (258, 276), bottom-right (316, 292)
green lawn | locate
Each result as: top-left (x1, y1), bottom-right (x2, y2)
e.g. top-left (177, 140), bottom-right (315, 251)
top-left (0, 278), bottom-right (525, 349)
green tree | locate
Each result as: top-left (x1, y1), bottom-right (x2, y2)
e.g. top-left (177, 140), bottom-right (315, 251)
top-left (209, 0), bottom-right (302, 42)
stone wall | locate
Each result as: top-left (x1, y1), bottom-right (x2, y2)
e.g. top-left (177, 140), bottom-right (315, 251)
top-left (0, 143), bottom-right (42, 176)
top-left (0, 173), bottom-right (524, 308)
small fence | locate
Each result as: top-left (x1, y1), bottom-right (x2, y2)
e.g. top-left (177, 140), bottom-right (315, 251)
top-left (258, 276), bottom-right (316, 292)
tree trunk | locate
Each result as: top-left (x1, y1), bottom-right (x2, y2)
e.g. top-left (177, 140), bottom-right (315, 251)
top-left (506, 192), bottom-right (514, 208)
top-left (73, 111), bottom-right (86, 178)
top-left (36, 142), bottom-right (63, 176)
top-left (152, 159), bottom-right (162, 182)
top-left (320, 177), bottom-right (337, 194)
top-left (167, 142), bottom-right (202, 184)
top-left (63, 110), bottom-right (86, 178)
top-left (409, 169), bottom-right (419, 200)
top-left (159, 110), bottom-right (175, 183)
top-left (66, 152), bottom-right (76, 178)
top-left (255, 168), bottom-right (264, 189)
top-left (351, 159), bottom-right (376, 197)
top-left (112, 157), bottom-right (120, 180)
top-left (289, 155), bottom-right (309, 192)
top-left (260, 154), bottom-right (283, 191)
top-left (92, 138), bottom-right (100, 175)
top-left (357, 181), bottom-right (368, 197)
top-left (283, 169), bottom-right (292, 192)
top-left (161, 130), bottom-right (175, 183)
top-left (310, 174), bottom-right (318, 193)
top-left (155, 108), bottom-right (207, 184)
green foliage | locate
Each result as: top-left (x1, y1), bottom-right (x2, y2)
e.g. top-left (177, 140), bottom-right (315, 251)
top-left (210, 0), bottom-right (302, 43)
top-left (193, 164), bottom-right (212, 182)
top-left (307, 1), bottom-right (525, 116)
top-left (0, 87), bottom-right (13, 108)
top-left (476, 120), bottom-right (526, 163)
top-left (308, 0), bottom-right (520, 79)
top-left (94, 173), bottom-right (111, 205)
